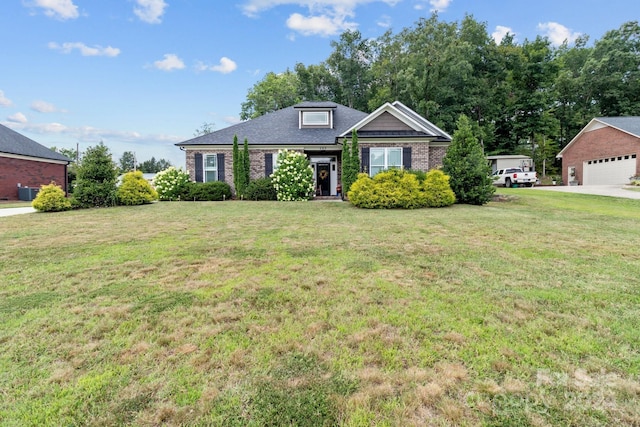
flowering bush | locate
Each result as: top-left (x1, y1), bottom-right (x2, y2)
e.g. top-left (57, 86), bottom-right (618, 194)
top-left (153, 166), bottom-right (190, 200)
top-left (271, 149), bottom-right (314, 201)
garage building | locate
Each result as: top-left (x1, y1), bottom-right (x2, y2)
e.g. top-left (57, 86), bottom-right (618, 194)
top-left (557, 117), bottom-right (640, 185)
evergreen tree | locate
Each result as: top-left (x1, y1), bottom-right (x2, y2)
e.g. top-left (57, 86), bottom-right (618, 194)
top-left (232, 135), bottom-right (240, 194)
top-left (442, 115), bottom-right (495, 205)
top-left (350, 129), bottom-right (360, 176)
top-left (243, 138), bottom-right (250, 190)
top-left (341, 138), bottom-right (351, 196)
top-left (73, 142), bottom-right (118, 208)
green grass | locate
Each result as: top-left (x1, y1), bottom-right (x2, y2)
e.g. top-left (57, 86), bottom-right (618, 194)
top-left (1, 191), bottom-right (639, 426)
top-left (0, 201), bottom-right (32, 209)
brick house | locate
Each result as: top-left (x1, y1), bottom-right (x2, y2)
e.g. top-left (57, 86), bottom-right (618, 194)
top-left (557, 117), bottom-right (640, 185)
top-left (0, 124), bottom-right (71, 200)
top-left (176, 101), bottom-right (451, 196)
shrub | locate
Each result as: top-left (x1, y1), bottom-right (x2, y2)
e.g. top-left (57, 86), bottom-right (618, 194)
top-left (183, 181), bottom-right (232, 201)
top-left (422, 169), bottom-right (456, 207)
top-left (442, 114), bottom-right (495, 205)
top-left (117, 171), bottom-right (158, 205)
top-left (406, 169), bottom-right (427, 183)
top-left (73, 142), bottom-right (118, 208)
top-left (245, 178), bottom-right (277, 201)
top-left (348, 169), bottom-right (428, 209)
top-left (271, 149), bottom-right (315, 201)
top-left (32, 182), bottom-right (72, 212)
top-left (153, 167), bottom-right (190, 200)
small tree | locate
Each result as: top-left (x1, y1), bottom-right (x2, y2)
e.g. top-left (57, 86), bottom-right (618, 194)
top-left (118, 151), bottom-right (136, 173)
top-left (242, 138), bottom-right (251, 196)
top-left (232, 134), bottom-right (240, 193)
top-left (442, 115), bottom-right (495, 205)
top-left (117, 171), bottom-right (158, 205)
top-left (32, 182), bottom-right (72, 212)
top-left (341, 129), bottom-right (360, 196)
top-left (73, 142), bottom-right (118, 208)
top-left (271, 149), bottom-right (315, 201)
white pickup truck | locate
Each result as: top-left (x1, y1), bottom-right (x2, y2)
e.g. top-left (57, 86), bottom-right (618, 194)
top-left (492, 168), bottom-right (538, 187)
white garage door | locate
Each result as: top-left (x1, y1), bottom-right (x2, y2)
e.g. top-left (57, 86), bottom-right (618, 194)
top-left (583, 154), bottom-right (637, 185)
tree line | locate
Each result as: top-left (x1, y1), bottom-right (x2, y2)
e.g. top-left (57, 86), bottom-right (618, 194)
top-left (240, 14), bottom-right (640, 175)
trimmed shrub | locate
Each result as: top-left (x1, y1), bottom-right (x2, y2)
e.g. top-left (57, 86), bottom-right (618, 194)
top-left (117, 171), bottom-right (158, 205)
top-left (422, 169), bottom-right (456, 207)
top-left (245, 178), bottom-right (277, 200)
top-left (348, 169), bottom-right (428, 209)
top-left (406, 169), bottom-right (427, 183)
top-left (153, 167), bottom-right (190, 200)
top-left (73, 142), bottom-right (118, 208)
top-left (271, 149), bottom-right (315, 201)
top-left (183, 181), bottom-right (232, 201)
top-left (32, 182), bottom-right (72, 212)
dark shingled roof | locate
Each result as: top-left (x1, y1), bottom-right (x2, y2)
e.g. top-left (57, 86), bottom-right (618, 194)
top-left (0, 124), bottom-right (71, 162)
top-left (177, 102), bottom-right (369, 147)
top-left (597, 117), bottom-right (640, 138)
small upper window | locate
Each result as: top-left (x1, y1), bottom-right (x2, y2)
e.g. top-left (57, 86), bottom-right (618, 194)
top-left (302, 111), bottom-right (329, 126)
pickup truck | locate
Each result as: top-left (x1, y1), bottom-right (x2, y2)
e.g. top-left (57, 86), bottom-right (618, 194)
top-left (492, 168), bottom-right (537, 187)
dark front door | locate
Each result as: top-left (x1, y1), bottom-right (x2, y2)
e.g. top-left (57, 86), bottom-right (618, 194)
top-left (317, 163), bottom-right (330, 196)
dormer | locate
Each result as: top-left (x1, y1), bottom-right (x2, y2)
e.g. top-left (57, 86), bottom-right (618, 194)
top-left (294, 102), bottom-right (337, 129)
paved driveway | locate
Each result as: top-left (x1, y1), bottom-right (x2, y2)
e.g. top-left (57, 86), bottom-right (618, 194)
top-left (0, 207), bottom-right (37, 217)
top-left (530, 185), bottom-right (640, 200)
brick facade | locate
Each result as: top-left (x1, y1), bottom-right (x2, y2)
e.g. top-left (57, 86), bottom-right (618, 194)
top-left (0, 156), bottom-right (67, 200)
top-left (561, 126), bottom-right (640, 185)
top-left (358, 142), bottom-right (445, 172)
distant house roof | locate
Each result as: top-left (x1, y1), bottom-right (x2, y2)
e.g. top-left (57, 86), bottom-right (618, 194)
top-left (557, 117), bottom-right (640, 158)
top-left (176, 102), bottom-right (369, 147)
top-left (0, 124), bottom-right (71, 162)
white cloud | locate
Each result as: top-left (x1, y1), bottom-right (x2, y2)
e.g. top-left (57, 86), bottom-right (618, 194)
top-left (537, 22), bottom-right (581, 46)
top-left (429, 0), bottom-right (452, 12)
top-left (31, 100), bottom-right (65, 113)
top-left (241, 0), bottom-right (399, 37)
top-left (153, 54), bottom-right (185, 71)
top-left (377, 14), bottom-right (391, 28)
top-left (196, 57), bottom-right (238, 74)
top-left (29, 0), bottom-right (79, 20)
top-left (134, 0), bottom-right (168, 24)
top-left (492, 25), bottom-right (514, 44)
top-left (287, 12), bottom-right (356, 36)
top-left (0, 90), bottom-right (12, 107)
top-left (48, 42), bottom-right (121, 57)
top-left (7, 112), bottom-right (28, 124)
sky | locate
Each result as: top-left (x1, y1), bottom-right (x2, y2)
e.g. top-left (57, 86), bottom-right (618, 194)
top-left (1, 0), bottom-right (638, 168)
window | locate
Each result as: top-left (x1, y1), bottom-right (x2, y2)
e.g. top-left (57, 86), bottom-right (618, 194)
top-left (302, 111), bottom-right (329, 126)
top-left (204, 155), bottom-right (217, 182)
top-left (370, 147), bottom-right (402, 176)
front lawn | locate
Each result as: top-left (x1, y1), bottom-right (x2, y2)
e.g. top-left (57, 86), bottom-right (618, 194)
top-left (1, 191), bottom-right (639, 426)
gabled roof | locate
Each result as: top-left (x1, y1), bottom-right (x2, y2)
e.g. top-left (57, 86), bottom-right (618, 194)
top-left (0, 124), bottom-right (71, 162)
top-left (176, 102), bottom-right (368, 147)
top-left (557, 117), bottom-right (640, 158)
top-left (340, 101), bottom-right (452, 142)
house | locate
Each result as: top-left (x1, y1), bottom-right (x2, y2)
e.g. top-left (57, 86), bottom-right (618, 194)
top-left (557, 117), bottom-right (640, 185)
top-left (176, 101), bottom-right (452, 196)
top-left (0, 124), bottom-right (72, 200)
top-left (486, 155), bottom-right (534, 174)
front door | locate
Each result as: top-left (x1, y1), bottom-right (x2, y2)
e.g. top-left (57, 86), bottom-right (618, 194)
top-left (316, 163), bottom-right (330, 196)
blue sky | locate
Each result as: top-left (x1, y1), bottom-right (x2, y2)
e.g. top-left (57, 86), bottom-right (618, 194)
top-left (1, 0), bottom-right (637, 167)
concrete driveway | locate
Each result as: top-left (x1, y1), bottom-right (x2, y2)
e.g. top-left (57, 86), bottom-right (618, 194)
top-left (0, 207), bottom-right (37, 217)
top-left (530, 185), bottom-right (640, 199)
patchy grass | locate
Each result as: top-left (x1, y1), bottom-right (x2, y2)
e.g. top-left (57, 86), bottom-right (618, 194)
top-left (0, 201), bottom-right (32, 208)
top-left (0, 193), bottom-right (639, 426)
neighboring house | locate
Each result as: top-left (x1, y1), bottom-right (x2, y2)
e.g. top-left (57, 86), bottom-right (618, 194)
top-left (0, 124), bottom-right (72, 200)
top-left (176, 101), bottom-right (452, 196)
top-left (557, 117), bottom-right (640, 185)
top-left (487, 155), bottom-right (534, 174)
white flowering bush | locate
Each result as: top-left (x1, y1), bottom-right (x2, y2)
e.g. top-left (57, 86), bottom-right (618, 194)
top-left (271, 149), bottom-right (315, 201)
top-left (153, 166), bottom-right (190, 200)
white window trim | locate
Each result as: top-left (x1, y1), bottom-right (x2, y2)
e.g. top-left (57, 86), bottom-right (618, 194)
top-left (370, 147), bottom-right (403, 177)
top-left (204, 154), bottom-right (218, 182)
top-left (300, 110), bottom-right (331, 127)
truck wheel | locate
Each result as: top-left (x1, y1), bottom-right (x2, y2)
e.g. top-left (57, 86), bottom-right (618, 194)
top-left (505, 178), bottom-right (512, 188)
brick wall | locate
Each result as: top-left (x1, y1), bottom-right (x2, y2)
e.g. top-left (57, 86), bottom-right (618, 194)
top-left (185, 148), bottom-right (280, 194)
top-left (561, 126), bottom-right (640, 184)
top-left (358, 142), bottom-right (444, 172)
top-left (0, 157), bottom-right (67, 200)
